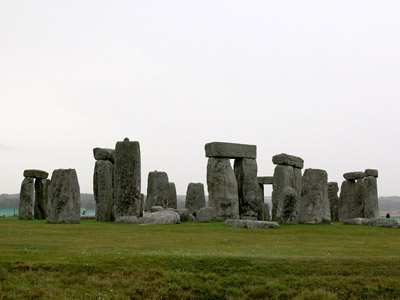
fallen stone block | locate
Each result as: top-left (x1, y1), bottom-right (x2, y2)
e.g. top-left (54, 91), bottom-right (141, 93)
top-left (115, 216), bottom-right (139, 223)
top-left (151, 206), bottom-right (164, 212)
top-left (343, 218), bottom-right (368, 225)
top-left (139, 210), bottom-right (180, 225)
top-left (196, 207), bottom-right (217, 222)
top-left (365, 218), bottom-right (400, 228)
top-left (175, 208), bottom-right (191, 222)
top-left (247, 220), bottom-right (280, 229)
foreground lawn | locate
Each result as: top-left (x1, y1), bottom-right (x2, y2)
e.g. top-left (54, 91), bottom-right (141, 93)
top-left (0, 218), bottom-right (400, 299)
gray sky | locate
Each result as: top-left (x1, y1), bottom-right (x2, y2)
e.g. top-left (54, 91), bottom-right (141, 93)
top-left (1, 1), bottom-right (399, 196)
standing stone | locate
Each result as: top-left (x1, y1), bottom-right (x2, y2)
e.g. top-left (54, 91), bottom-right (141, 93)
top-left (259, 203), bottom-right (270, 221)
top-left (34, 178), bottom-right (50, 219)
top-left (145, 171), bottom-right (169, 211)
top-left (234, 158), bottom-right (259, 220)
top-left (276, 187), bottom-right (297, 224)
top-left (47, 169), bottom-right (81, 224)
top-left (299, 169), bottom-right (330, 224)
top-left (93, 160), bottom-right (114, 222)
top-left (207, 158), bottom-right (239, 220)
top-left (327, 182), bottom-right (339, 222)
top-left (271, 165), bottom-right (294, 220)
top-left (293, 167), bottom-right (302, 219)
top-left (19, 177), bottom-right (34, 220)
top-left (139, 194), bottom-right (144, 217)
top-left (363, 176), bottom-right (379, 218)
top-left (167, 182), bottom-right (177, 209)
top-left (354, 179), bottom-right (366, 218)
top-left (339, 180), bottom-right (356, 221)
top-left (185, 183), bottom-right (206, 214)
top-left (257, 184), bottom-right (264, 206)
top-left (114, 138), bottom-right (141, 218)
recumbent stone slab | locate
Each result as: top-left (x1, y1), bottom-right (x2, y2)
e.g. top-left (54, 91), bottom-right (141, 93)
top-left (93, 148), bottom-right (115, 163)
top-left (196, 207), bottom-right (217, 222)
top-left (47, 169), bottom-right (81, 224)
top-left (114, 138), bottom-right (141, 218)
top-left (272, 153), bottom-right (304, 169)
top-left (139, 210), bottom-right (180, 225)
top-left (145, 171), bottom-right (169, 211)
top-left (185, 183), bottom-right (206, 214)
top-left (24, 169), bottom-right (48, 179)
top-left (205, 142), bottom-right (256, 159)
top-left (19, 177), bottom-right (34, 220)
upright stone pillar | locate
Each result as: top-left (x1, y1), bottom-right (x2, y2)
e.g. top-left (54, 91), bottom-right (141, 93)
top-left (139, 194), bottom-right (144, 217)
top-left (34, 178), bottom-right (50, 220)
top-left (145, 171), bottom-right (169, 211)
top-left (167, 182), bottom-right (177, 209)
top-left (114, 138), bottom-right (141, 218)
top-left (185, 183), bottom-right (206, 214)
top-left (234, 158), bottom-right (259, 220)
top-left (298, 168), bottom-right (330, 224)
top-left (257, 176), bottom-right (272, 220)
top-left (339, 180), bottom-right (356, 221)
top-left (327, 182), bottom-right (339, 222)
top-left (363, 169), bottom-right (379, 218)
top-left (276, 186), bottom-right (297, 224)
top-left (19, 177), bottom-right (34, 220)
top-left (207, 157), bottom-right (239, 220)
top-left (93, 160), bottom-right (114, 222)
top-left (47, 169), bottom-right (81, 224)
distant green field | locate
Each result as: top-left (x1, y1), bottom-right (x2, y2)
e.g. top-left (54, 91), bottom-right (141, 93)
top-left (0, 218), bottom-right (400, 299)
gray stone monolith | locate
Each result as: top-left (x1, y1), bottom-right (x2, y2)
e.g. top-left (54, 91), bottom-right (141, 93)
top-left (114, 138), bottom-right (141, 218)
top-left (276, 187), bottom-right (297, 224)
top-left (145, 171), bottom-right (169, 211)
top-left (234, 158), bottom-right (259, 220)
top-left (47, 169), bottom-right (81, 224)
top-left (354, 178), bottom-right (366, 218)
top-left (93, 160), bottom-right (114, 222)
top-left (140, 194), bottom-right (144, 217)
top-left (339, 180), bottom-right (356, 221)
top-left (167, 182), bottom-right (177, 209)
top-left (363, 176), bottom-right (379, 218)
top-left (271, 165), bottom-right (294, 220)
top-left (299, 169), bottom-right (330, 224)
top-left (34, 178), bottom-right (50, 220)
top-left (257, 183), bottom-right (264, 216)
top-left (259, 202), bottom-right (270, 221)
top-left (19, 177), bottom-right (34, 220)
top-left (207, 157), bottom-right (239, 220)
top-left (327, 182), bottom-right (339, 222)
top-left (185, 183), bottom-right (206, 214)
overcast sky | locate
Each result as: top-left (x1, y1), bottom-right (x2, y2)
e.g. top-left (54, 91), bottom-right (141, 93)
top-left (1, 1), bottom-right (399, 196)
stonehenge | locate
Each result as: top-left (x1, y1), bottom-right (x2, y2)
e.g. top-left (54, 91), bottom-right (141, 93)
top-left (185, 182), bottom-right (206, 214)
top-left (145, 171), bottom-right (169, 211)
top-left (271, 154), bottom-right (303, 221)
top-left (47, 169), bottom-right (81, 224)
top-left (93, 159), bottom-right (114, 222)
top-left (167, 182), bottom-right (177, 209)
top-left (339, 169), bottom-right (379, 221)
top-left (19, 169), bottom-right (49, 220)
top-left (276, 186), bottom-right (298, 224)
top-left (114, 138), bottom-right (141, 219)
top-left (327, 182), bottom-right (339, 222)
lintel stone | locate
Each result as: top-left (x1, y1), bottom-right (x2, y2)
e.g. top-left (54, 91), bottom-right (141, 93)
top-left (272, 153), bottom-right (304, 169)
top-left (23, 169), bottom-right (48, 179)
top-left (258, 176), bottom-right (273, 185)
top-left (205, 142), bottom-right (256, 159)
top-left (343, 172), bottom-right (365, 181)
top-left (364, 169), bottom-right (378, 178)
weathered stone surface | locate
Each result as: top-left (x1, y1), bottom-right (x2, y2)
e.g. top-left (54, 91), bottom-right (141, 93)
top-left (145, 171), bottom-right (169, 211)
top-left (189, 214), bottom-right (196, 221)
top-left (257, 176), bottom-right (273, 185)
top-left (339, 180), bottom-right (356, 221)
top-left (114, 138), bottom-right (141, 218)
top-left (185, 183), bottom-right (206, 214)
top-left (24, 169), bottom-right (48, 179)
top-left (139, 194), bottom-right (144, 217)
top-left (34, 178), bottom-right (50, 220)
top-left (205, 142), bottom-right (256, 159)
top-left (196, 207), bottom-right (216, 222)
top-left (151, 206), bottom-right (164, 212)
top-left (224, 219), bottom-right (249, 228)
top-left (364, 169), bottom-right (378, 178)
top-left (354, 179), bottom-right (366, 218)
top-left (257, 184), bottom-right (264, 206)
top-left (115, 216), bottom-right (139, 223)
top-left (365, 217), bottom-right (399, 228)
top-left (93, 148), bottom-right (115, 163)
top-left (93, 160), bottom-right (114, 222)
top-left (247, 220), bottom-right (280, 229)
top-left (272, 153), bottom-right (304, 169)
top-left (47, 169), bottom-right (81, 224)
top-left (293, 167), bottom-right (302, 219)
top-left (167, 182), bottom-right (177, 209)
top-left (271, 165), bottom-right (294, 220)
top-left (276, 187), bottom-right (297, 224)
top-left (299, 169), bottom-right (330, 224)
top-left (234, 158), bottom-right (259, 220)
top-left (258, 203), bottom-right (270, 221)
top-left (363, 176), bottom-right (379, 218)
top-left (343, 218), bottom-right (368, 225)
top-left (175, 209), bottom-right (190, 222)
top-left (19, 177), bottom-right (34, 220)
top-left (207, 158), bottom-right (239, 220)
top-left (327, 182), bottom-right (339, 222)
top-left (343, 172), bottom-right (364, 181)
top-left (139, 210), bottom-right (180, 225)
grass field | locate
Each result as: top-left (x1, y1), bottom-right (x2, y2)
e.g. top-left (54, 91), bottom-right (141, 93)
top-left (1, 218), bottom-right (400, 299)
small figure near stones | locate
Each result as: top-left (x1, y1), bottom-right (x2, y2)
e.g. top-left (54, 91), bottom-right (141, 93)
top-left (386, 212), bottom-right (391, 219)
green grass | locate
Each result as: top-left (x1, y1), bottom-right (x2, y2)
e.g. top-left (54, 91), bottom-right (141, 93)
top-left (1, 218), bottom-right (400, 299)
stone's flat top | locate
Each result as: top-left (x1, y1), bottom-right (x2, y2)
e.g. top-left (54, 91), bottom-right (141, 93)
top-left (343, 172), bottom-right (365, 181)
top-left (224, 219), bottom-right (280, 229)
top-left (343, 218), bottom-right (368, 225)
top-left (364, 169), bottom-right (378, 178)
top-left (93, 148), bottom-right (115, 162)
top-left (205, 142), bottom-right (256, 159)
top-left (272, 153), bottom-right (304, 169)
top-left (23, 169), bottom-right (49, 179)
top-left (257, 176), bottom-right (273, 185)
top-left (366, 218), bottom-right (399, 228)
